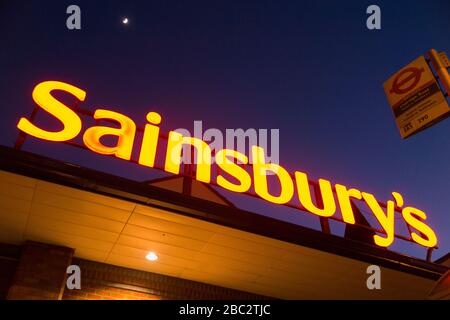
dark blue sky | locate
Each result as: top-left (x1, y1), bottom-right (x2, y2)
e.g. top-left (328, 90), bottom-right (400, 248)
top-left (0, 0), bottom-right (449, 259)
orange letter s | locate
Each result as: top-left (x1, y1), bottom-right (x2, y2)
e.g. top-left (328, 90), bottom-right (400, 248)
top-left (17, 81), bottom-right (84, 141)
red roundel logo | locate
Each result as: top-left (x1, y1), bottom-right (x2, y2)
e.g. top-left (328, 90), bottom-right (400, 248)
top-left (390, 67), bottom-right (425, 95)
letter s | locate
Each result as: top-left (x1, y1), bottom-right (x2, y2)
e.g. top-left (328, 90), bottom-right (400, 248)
top-left (402, 207), bottom-right (437, 248)
top-left (17, 81), bottom-right (85, 141)
top-left (216, 149), bottom-right (251, 193)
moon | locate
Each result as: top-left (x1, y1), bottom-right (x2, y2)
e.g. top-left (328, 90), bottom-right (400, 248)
top-left (122, 18), bottom-right (129, 25)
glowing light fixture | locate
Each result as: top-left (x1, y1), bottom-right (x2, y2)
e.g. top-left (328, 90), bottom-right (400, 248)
top-left (146, 251), bottom-right (158, 261)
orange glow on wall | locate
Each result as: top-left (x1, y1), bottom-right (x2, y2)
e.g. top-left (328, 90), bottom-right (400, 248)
top-left (16, 80), bottom-right (439, 250)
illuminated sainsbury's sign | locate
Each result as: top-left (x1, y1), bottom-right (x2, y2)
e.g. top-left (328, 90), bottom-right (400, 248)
top-left (16, 81), bottom-right (438, 249)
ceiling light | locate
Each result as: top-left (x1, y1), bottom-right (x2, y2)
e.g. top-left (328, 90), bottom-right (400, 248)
top-left (146, 251), bottom-right (158, 261)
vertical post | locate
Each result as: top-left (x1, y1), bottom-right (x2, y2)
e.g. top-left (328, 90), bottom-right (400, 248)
top-left (426, 247), bottom-right (434, 262)
top-left (14, 105), bottom-right (39, 150)
top-left (313, 183), bottom-right (331, 234)
top-left (428, 49), bottom-right (450, 95)
top-left (182, 146), bottom-right (195, 196)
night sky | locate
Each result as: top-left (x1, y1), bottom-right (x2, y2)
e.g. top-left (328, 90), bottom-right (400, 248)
top-left (0, 0), bottom-right (449, 260)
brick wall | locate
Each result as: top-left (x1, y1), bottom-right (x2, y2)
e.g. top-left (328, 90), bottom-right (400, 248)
top-left (63, 278), bottom-right (162, 300)
top-left (1, 242), bottom-right (268, 300)
top-left (62, 258), bottom-right (268, 300)
top-left (7, 241), bottom-right (73, 300)
top-left (0, 258), bottom-right (18, 299)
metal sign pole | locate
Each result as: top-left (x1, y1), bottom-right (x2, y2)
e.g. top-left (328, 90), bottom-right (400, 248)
top-left (428, 49), bottom-right (450, 95)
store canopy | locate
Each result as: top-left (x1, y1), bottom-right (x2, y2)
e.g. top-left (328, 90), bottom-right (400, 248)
top-left (0, 146), bottom-right (446, 299)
